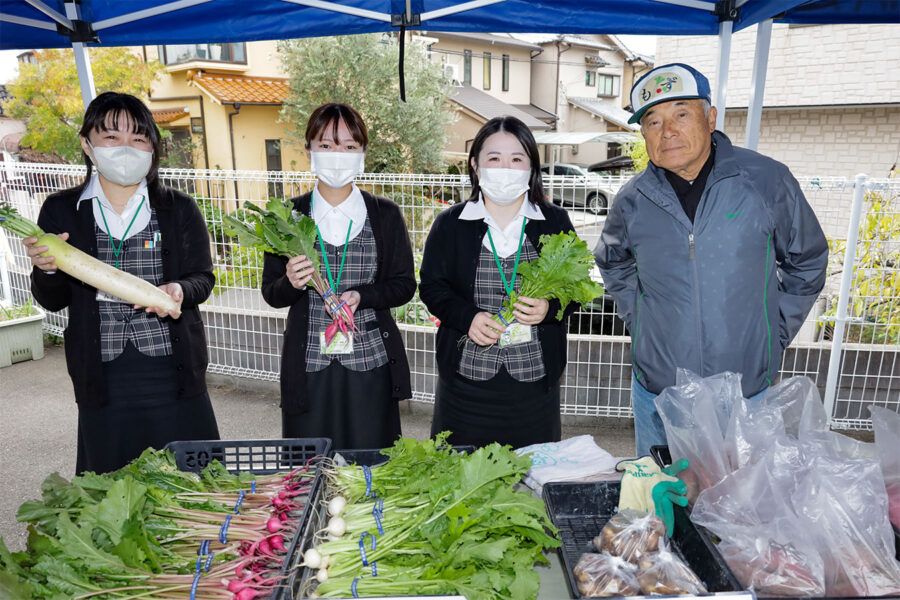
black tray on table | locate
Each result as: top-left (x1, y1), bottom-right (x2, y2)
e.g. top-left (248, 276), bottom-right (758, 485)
top-left (542, 480), bottom-right (741, 599)
top-left (164, 438), bottom-right (333, 600)
top-left (650, 444), bottom-right (900, 597)
top-left (289, 445), bottom-right (475, 599)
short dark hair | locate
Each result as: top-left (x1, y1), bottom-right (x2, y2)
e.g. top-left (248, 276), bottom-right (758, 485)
top-left (78, 91), bottom-right (162, 196)
top-left (305, 103), bottom-right (368, 150)
top-left (467, 116), bottom-right (546, 206)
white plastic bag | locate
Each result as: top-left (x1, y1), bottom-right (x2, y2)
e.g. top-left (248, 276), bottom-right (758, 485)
top-left (870, 405), bottom-right (900, 529)
top-left (515, 435), bottom-right (617, 494)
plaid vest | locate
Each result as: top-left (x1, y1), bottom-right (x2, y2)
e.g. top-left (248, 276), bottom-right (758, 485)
top-left (305, 217), bottom-right (388, 372)
top-left (458, 238), bottom-right (546, 382)
top-left (96, 209), bottom-right (172, 362)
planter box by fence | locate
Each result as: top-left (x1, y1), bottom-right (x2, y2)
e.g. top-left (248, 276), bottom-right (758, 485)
top-left (0, 307), bottom-right (44, 367)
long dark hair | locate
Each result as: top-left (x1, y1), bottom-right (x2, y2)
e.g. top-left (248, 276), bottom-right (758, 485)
top-left (77, 92), bottom-right (163, 197)
top-left (467, 116), bottom-right (546, 206)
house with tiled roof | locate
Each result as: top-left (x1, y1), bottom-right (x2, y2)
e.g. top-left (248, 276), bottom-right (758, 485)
top-left (144, 41), bottom-right (304, 177)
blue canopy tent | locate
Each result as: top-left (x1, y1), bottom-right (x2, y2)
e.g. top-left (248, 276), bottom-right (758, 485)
top-left (0, 0), bottom-right (897, 145)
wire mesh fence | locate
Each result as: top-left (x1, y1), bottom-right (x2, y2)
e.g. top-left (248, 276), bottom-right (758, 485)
top-left (1, 161), bottom-right (898, 427)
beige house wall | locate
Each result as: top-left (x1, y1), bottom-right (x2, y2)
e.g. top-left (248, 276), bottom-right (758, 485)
top-left (721, 106), bottom-right (900, 180)
top-left (655, 24), bottom-right (899, 107)
top-left (557, 106), bottom-right (612, 166)
top-left (442, 108), bottom-right (486, 157)
top-left (427, 37), bottom-right (533, 105)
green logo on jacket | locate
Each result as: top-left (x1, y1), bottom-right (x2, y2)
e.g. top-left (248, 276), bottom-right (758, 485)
top-left (726, 210), bottom-right (743, 219)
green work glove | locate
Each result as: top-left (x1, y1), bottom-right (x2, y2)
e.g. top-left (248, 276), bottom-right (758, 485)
top-left (617, 457), bottom-right (689, 537)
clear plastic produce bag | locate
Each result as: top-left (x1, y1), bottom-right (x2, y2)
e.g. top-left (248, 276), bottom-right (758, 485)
top-left (636, 547), bottom-right (707, 595)
top-left (573, 552), bottom-right (640, 597)
top-left (793, 452), bottom-right (900, 597)
top-left (870, 405), bottom-right (900, 529)
top-left (592, 509), bottom-right (665, 563)
top-left (691, 442), bottom-right (826, 597)
top-left (654, 369), bottom-right (741, 502)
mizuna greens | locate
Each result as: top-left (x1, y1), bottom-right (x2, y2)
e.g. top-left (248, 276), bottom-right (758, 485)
top-left (0, 449), bottom-right (316, 599)
top-left (496, 231), bottom-right (603, 324)
top-left (0, 204), bottom-right (180, 316)
top-left (223, 199), bottom-right (356, 343)
top-left (302, 434), bottom-right (560, 600)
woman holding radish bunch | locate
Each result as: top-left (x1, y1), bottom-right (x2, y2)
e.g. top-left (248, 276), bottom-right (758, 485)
top-left (419, 116), bottom-right (577, 448)
top-left (21, 92), bottom-right (219, 474)
top-left (261, 103), bottom-right (415, 448)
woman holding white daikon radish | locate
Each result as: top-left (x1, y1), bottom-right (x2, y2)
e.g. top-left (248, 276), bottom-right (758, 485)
top-left (22, 92), bottom-right (219, 474)
top-left (419, 116), bottom-right (578, 448)
top-left (261, 103), bottom-right (415, 449)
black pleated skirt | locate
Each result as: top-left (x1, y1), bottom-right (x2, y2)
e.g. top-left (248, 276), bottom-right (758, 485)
top-left (75, 342), bottom-right (220, 474)
top-left (431, 367), bottom-right (561, 448)
top-left (282, 361), bottom-right (401, 450)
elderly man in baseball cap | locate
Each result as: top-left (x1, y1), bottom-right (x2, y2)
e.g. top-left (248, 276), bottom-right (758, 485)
top-left (595, 63), bottom-right (829, 457)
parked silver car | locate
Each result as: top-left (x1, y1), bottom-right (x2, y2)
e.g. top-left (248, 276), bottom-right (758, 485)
top-left (541, 163), bottom-right (613, 215)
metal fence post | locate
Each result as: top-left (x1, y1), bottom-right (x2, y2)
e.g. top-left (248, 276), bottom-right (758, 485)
top-left (822, 173), bottom-right (868, 425)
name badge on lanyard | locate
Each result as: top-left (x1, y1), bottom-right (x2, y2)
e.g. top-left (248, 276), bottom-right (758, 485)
top-left (314, 195), bottom-right (355, 355)
top-left (487, 217), bottom-right (532, 347)
top-left (320, 331), bottom-right (354, 354)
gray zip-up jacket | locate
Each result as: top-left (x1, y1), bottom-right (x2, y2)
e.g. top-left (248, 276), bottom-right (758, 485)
top-left (595, 132), bottom-right (828, 397)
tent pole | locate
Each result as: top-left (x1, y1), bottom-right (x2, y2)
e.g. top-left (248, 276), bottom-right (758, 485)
top-left (713, 19), bottom-right (732, 132)
top-left (744, 18), bottom-right (772, 151)
top-left (65, 2), bottom-right (96, 108)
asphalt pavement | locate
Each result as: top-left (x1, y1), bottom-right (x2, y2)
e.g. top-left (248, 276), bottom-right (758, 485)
top-left (0, 343), bottom-right (635, 552)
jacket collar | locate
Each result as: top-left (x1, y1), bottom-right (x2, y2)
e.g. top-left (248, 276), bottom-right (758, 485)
top-left (635, 130), bottom-right (741, 228)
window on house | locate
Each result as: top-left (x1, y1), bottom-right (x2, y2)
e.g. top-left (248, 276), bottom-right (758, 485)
top-left (157, 43), bottom-right (247, 66)
top-left (265, 139), bottom-right (283, 198)
top-left (463, 50), bottom-right (472, 85)
top-left (607, 142), bottom-right (623, 159)
top-left (502, 54), bottom-right (510, 92)
top-left (162, 129), bottom-right (193, 168)
top-left (597, 74), bottom-right (620, 97)
top-left (586, 71), bottom-right (596, 87)
top-left (483, 52), bottom-right (491, 90)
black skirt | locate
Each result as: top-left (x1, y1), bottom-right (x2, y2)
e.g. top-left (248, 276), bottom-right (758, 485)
top-left (431, 367), bottom-right (561, 448)
top-left (76, 342), bottom-right (220, 474)
top-left (283, 361), bottom-right (401, 450)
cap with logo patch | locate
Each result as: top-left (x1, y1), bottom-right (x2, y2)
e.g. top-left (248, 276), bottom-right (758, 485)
top-left (628, 63), bottom-right (711, 125)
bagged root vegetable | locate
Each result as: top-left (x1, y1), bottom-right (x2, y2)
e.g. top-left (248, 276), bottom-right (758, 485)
top-left (654, 369), bottom-right (740, 502)
top-left (573, 552), bottom-right (640, 597)
top-left (793, 453), bottom-right (900, 597)
top-left (870, 405), bottom-right (900, 529)
top-left (636, 548), bottom-right (707, 595)
top-left (592, 509), bottom-right (665, 563)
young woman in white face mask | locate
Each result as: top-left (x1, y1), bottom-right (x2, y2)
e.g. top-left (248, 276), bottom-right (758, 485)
top-left (420, 116), bottom-right (578, 448)
top-left (21, 92), bottom-right (219, 474)
top-left (261, 103), bottom-right (415, 449)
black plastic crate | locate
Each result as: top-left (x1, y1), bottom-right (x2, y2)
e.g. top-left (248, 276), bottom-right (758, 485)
top-left (542, 480), bottom-right (741, 599)
top-left (165, 438), bottom-right (332, 600)
top-left (166, 437), bottom-right (332, 474)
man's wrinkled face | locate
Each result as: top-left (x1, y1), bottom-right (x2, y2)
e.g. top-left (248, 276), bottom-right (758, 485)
top-left (641, 99), bottom-right (716, 178)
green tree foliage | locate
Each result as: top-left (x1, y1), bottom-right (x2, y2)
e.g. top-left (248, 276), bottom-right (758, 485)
top-left (627, 134), bottom-right (649, 172)
top-left (278, 34), bottom-right (456, 173)
top-left (2, 48), bottom-right (162, 163)
top-left (826, 190), bottom-right (900, 345)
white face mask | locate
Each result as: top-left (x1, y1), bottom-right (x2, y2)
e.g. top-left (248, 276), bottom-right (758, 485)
top-left (87, 141), bottom-right (153, 187)
top-left (477, 167), bottom-right (531, 206)
top-left (310, 151), bottom-right (365, 189)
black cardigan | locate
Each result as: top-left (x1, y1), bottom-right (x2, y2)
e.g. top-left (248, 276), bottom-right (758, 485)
top-left (261, 191), bottom-right (416, 414)
top-left (419, 201), bottom-right (577, 388)
top-left (30, 185), bottom-right (215, 407)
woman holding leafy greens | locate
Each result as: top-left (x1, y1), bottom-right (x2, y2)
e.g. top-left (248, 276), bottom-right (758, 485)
top-left (419, 116), bottom-right (580, 448)
top-left (261, 103), bottom-right (415, 449)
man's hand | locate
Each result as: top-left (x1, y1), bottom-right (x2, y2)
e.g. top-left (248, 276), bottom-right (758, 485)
top-left (617, 456), bottom-right (689, 537)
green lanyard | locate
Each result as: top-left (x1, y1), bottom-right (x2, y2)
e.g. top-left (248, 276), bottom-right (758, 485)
top-left (96, 196), bottom-right (146, 270)
top-left (312, 195), bottom-right (353, 292)
top-left (486, 217), bottom-right (528, 297)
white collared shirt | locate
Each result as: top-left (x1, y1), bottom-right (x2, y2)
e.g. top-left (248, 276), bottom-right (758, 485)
top-left (458, 193), bottom-right (545, 258)
top-left (312, 183), bottom-right (367, 246)
top-left (77, 173), bottom-right (151, 241)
